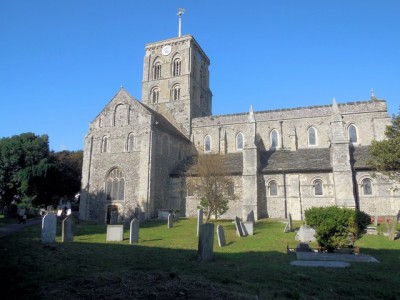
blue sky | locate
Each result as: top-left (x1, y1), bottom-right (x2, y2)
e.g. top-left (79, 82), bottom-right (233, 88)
top-left (1, 0), bottom-right (399, 151)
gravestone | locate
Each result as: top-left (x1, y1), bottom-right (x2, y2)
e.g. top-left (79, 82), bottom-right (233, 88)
top-left (284, 213), bottom-right (294, 233)
top-left (374, 214), bottom-right (379, 226)
top-left (234, 216), bottom-right (244, 237)
top-left (242, 221), bottom-right (253, 236)
top-left (246, 210), bottom-right (255, 225)
top-left (110, 211), bottom-right (118, 224)
top-left (295, 225), bottom-right (316, 242)
top-left (167, 213), bottom-right (173, 228)
top-left (41, 213), bottom-right (57, 243)
top-left (106, 225), bottom-right (124, 241)
top-left (217, 225), bottom-right (226, 247)
top-left (62, 215), bottom-right (75, 242)
top-left (198, 223), bottom-right (214, 263)
top-left (129, 218), bottom-right (139, 244)
top-left (197, 208), bottom-right (203, 236)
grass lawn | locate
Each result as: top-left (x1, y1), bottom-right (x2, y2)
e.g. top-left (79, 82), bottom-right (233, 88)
top-left (0, 216), bottom-right (399, 299)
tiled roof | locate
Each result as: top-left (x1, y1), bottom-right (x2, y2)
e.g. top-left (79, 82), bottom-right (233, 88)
top-left (171, 153), bottom-right (243, 176)
top-left (260, 148), bottom-right (332, 173)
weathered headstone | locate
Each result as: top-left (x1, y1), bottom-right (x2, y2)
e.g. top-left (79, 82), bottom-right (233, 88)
top-left (217, 225), bottom-right (226, 247)
top-left (62, 215), bottom-right (75, 242)
top-left (106, 225), bottom-right (124, 241)
top-left (130, 218), bottom-right (139, 244)
top-left (197, 208), bottom-right (203, 236)
top-left (198, 223), bottom-right (214, 262)
top-left (295, 225), bottom-right (316, 242)
top-left (374, 214), bottom-right (378, 226)
top-left (234, 216), bottom-right (244, 237)
top-left (288, 213), bottom-right (293, 231)
top-left (167, 213), bottom-right (173, 228)
top-left (110, 211), bottom-right (118, 224)
top-left (242, 221), bottom-right (253, 236)
top-left (246, 210), bottom-right (255, 224)
top-left (41, 213), bottom-right (57, 243)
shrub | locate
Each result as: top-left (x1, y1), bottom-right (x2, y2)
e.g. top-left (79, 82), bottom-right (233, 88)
top-left (305, 206), bottom-right (370, 251)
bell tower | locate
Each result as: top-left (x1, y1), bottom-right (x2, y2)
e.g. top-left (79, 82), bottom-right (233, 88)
top-left (141, 31), bottom-right (212, 137)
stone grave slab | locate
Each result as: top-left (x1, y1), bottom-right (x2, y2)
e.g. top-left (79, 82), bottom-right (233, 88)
top-left (198, 223), bottom-right (214, 263)
top-left (234, 216), bottom-right (244, 237)
top-left (197, 208), bottom-right (203, 236)
top-left (62, 215), bottom-right (75, 242)
top-left (242, 221), bottom-right (253, 236)
top-left (106, 225), bottom-right (124, 242)
top-left (291, 260), bottom-right (350, 268)
top-left (217, 225), bottom-right (226, 247)
top-left (41, 213), bottom-right (57, 244)
top-left (130, 218), bottom-right (139, 244)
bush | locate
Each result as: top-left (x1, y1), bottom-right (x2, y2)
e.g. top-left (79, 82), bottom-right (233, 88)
top-left (305, 206), bottom-right (371, 251)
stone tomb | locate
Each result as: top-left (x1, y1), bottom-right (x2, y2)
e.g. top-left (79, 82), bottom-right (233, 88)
top-left (62, 215), bottom-right (75, 242)
top-left (217, 225), bottom-right (226, 247)
top-left (41, 213), bottom-right (57, 244)
top-left (198, 223), bottom-right (214, 263)
top-left (295, 225), bottom-right (316, 243)
top-left (106, 225), bottom-right (124, 241)
top-left (130, 218), bottom-right (139, 244)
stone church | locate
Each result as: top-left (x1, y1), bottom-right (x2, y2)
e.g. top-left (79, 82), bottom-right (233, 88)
top-left (79, 34), bottom-right (399, 224)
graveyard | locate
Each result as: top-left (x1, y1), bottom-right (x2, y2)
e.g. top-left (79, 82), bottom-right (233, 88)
top-left (0, 215), bottom-right (399, 299)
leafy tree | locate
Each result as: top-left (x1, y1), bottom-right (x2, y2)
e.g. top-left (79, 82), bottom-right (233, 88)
top-left (368, 112), bottom-right (400, 180)
top-left (187, 154), bottom-right (235, 222)
top-left (0, 133), bottom-right (83, 209)
top-left (305, 206), bottom-right (370, 252)
top-left (0, 133), bottom-right (50, 207)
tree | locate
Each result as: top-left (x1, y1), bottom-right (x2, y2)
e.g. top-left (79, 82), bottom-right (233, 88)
top-left (0, 133), bottom-right (83, 209)
top-left (305, 206), bottom-right (370, 252)
top-left (368, 112), bottom-right (400, 180)
top-left (187, 154), bottom-right (235, 222)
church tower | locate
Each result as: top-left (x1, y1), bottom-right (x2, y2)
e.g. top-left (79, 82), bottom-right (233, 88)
top-left (141, 34), bottom-right (212, 137)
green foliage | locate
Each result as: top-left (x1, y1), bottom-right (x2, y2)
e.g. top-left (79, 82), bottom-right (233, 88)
top-left (0, 133), bottom-right (83, 208)
top-left (368, 112), bottom-right (400, 180)
top-left (305, 206), bottom-right (371, 251)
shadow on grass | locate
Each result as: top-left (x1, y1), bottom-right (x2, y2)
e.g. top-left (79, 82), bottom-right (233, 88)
top-left (1, 219), bottom-right (399, 300)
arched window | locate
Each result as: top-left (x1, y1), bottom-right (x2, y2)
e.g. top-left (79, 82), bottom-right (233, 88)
top-left (127, 133), bottom-right (135, 152)
top-left (308, 127), bottom-right (317, 146)
top-left (204, 135), bottom-right (211, 152)
top-left (271, 129), bottom-right (279, 149)
top-left (101, 136), bottom-right (108, 153)
top-left (268, 180), bottom-right (278, 196)
top-left (152, 61), bottom-right (162, 80)
top-left (236, 132), bottom-right (244, 151)
top-left (172, 58), bottom-right (181, 76)
top-left (150, 87), bottom-right (159, 103)
top-left (171, 84), bottom-right (181, 101)
top-left (348, 124), bottom-right (358, 143)
top-left (362, 178), bottom-right (372, 195)
top-left (106, 168), bottom-right (125, 201)
top-left (313, 179), bottom-right (323, 196)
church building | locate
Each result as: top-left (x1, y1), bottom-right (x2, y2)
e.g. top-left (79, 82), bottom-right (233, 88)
top-left (79, 32), bottom-right (399, 224)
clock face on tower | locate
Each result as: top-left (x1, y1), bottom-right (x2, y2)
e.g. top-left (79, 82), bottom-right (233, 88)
top-left (162, 45), bottom-right (172, 56)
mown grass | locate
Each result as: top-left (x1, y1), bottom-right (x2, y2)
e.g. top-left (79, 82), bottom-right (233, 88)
top-left (0, 216), bottom-right (399, 299)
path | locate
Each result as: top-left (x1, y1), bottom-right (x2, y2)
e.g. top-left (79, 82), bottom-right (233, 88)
top-left (0, 217), bottom-right (42, 238)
